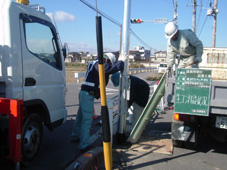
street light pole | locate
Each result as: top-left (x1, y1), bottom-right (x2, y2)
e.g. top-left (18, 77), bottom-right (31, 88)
top-left (117, 0), bottom-right (131, 144)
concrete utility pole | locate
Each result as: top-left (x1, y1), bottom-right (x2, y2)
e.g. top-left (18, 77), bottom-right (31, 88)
top-left (174, 1), bottom-right (177, 23)
top-left (192, 0), bottom-right (196, 33)
top-left (187, 0), bottom-right (199, 33)
top-left (212, 0), bottom-right (218, 47)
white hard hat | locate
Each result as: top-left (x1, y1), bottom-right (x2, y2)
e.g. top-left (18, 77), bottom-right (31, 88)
top-left (104, 53), bottom-right (116, 64)
top-left (165, 22), bottom-right (178, 39)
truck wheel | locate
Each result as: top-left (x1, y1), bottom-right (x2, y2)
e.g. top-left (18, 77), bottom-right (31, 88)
top-left (172, 139), bottom-right (183, 147)
top-left (21, 114), bottom-right (43, 167)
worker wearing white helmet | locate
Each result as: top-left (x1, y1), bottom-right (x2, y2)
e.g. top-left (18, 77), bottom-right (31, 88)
top-left (165, 22), bottom-right (203, 69)
top-left (104, 52), bottom-right (116, 64)
top-left (71, 52), bottom-right (127, 154)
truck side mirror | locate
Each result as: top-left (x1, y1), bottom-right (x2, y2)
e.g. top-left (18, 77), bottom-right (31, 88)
top-left (62, 43), bottom-right (69, 60)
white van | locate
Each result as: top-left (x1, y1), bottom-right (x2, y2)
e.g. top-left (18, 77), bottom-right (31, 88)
top-left (157, 63), bottom-right (168, 73)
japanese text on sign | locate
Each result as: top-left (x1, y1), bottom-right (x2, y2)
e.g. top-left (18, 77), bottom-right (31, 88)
top-left (174, 68), bottom-right (212, 116)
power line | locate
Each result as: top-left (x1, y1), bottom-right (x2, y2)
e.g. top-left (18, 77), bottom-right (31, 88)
top-left (197, 0), bottom-right (211, 36)
top-left (172, 0), bottom-right (175, 8)
top-left (197, 1), bottom-right (203, 29)
top-left (130, 30), bottom-right (156, 51)
top-left (80, 0), bottom-right (121, 27)
top-left (198, 15), bottom-right (208, 37)
top-left (79, 0), bottom-right (155, 51)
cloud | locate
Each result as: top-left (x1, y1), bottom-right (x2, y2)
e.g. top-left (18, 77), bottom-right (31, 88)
top-left (27, 39), bottom-right (53, 53)
top-left (66, 41), bottom-right (118, 54)
top-left (67, 42), bottom-right (97, 54)
top-left (46, 11), bottom-right (76, 22)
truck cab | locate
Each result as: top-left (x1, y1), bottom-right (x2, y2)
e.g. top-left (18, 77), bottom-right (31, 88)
top-left (0, 0), bottom-right (68, 166)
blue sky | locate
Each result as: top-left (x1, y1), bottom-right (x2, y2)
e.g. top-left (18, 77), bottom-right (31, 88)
top-left (15, 0), bottom-right (227, 54)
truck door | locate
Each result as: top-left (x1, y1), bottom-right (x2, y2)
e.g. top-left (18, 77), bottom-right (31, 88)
top-left (19, 14), bottom-right (66, 123)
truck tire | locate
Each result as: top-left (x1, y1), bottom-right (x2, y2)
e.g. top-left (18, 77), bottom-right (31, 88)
top-left (21, 114), bottom-right (43, 167)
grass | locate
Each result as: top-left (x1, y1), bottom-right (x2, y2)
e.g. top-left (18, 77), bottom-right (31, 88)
top-left (65, 63), bottom-right (88, 84)
top-left (65, 62), bottom-right (159, 83)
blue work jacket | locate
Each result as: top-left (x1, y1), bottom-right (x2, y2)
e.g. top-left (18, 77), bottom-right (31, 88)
top-left (81, 59), bottom-right (124, 99)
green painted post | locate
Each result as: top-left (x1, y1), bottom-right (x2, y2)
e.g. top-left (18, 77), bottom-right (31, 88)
top-left (127, 72), bottom-right (167, 143)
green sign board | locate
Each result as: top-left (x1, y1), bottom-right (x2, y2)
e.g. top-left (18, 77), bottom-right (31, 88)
top-left (174, 68), bottom-right (212, 116)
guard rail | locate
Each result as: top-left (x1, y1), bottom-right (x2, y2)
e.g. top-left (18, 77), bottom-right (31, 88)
top-left (75, 67), bottom-right (157, 83)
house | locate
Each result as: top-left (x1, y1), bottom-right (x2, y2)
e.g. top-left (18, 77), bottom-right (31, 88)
top-left (66, 52), bottom-right (81, 63)
top-left (154, 51), bottom-right (167, 63)
top-left (150, 54), bottom-right (156, 62)
top-left (129, 46), bottom-right (150, 62)
top-left (66, 52), bottom-right (96, 63)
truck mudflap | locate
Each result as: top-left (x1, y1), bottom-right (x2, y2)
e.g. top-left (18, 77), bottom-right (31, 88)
top-left (0, 98), bottom-right (24, 167)
top-left (171, 120), bottom-right (196, 143)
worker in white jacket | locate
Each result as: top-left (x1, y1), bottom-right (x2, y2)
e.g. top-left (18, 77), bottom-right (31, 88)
top-left (165, 22), bottom-right (203, 69)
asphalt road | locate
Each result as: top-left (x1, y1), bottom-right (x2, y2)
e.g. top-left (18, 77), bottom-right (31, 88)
top-left (4, 71), bottom-right (227, 170)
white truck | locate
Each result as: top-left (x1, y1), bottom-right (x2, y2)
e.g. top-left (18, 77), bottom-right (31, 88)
top-left (0, 0), bottom-right (68, 166)
top-left (165, 47), bottom-right (227, 148)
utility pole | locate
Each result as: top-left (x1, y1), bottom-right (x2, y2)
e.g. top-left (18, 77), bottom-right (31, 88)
top-left (187, 0), bottom-right (199, 33)
top-left (174, 1), bottom-right (177, 23)
top-left (212, 0), bottom-right (218, 47)
top-left (192, 0), bottom-right (196, 33)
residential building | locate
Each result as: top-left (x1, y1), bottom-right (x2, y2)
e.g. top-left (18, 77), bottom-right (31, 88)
top-left (154, 51), bottom-right (167, 63)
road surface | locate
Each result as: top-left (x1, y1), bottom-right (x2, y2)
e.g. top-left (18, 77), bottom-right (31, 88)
top-left (2, 71), bottom-right (226, 170)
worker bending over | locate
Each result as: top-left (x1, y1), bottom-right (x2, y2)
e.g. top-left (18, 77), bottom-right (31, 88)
top-left (111, 73), bottom-right (150, 129)
top-left (71, 53), bottom-right (126, 153)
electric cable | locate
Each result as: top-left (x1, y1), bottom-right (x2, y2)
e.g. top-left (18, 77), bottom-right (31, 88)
top-left (80, 0), bottom-right (156, 52)
top-left (80, 0), bottom-right (121, 27)
top-left (198, 15), bottom-right (208, 37)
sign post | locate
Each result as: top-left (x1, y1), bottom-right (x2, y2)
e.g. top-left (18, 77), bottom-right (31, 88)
top-left (132, 18), bottom-right (167, 24)
top-left (154, 18), bottom-right (168, 23)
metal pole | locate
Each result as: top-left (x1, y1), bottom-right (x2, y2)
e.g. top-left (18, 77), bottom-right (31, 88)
top-left (117, 0), bottom-right (131, 143)
top-left (149, 48), bottom-right (152, 67)
top-left (119, 25), bottom-right (122, 57)
top-left (212, 0), bottom-right (218, 47)
top-left (192, 0), bottom-right (196, 33)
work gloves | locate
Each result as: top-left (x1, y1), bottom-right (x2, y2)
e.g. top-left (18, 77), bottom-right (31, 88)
top-left (118, 53), bottom-right (128, 61)
top-left (195, 57), bottom-right (202, 63)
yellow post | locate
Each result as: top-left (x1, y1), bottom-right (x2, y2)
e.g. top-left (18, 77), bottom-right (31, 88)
top-left (99, 64), bottom-right (113, 170)
top-left (96, 16), bottom-right (112, 170)
top-left (16, 0), bottom-right (29, 5)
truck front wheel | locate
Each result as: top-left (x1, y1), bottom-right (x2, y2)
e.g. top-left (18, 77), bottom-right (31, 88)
top-left (21, 114), bottom-right (43, 167)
